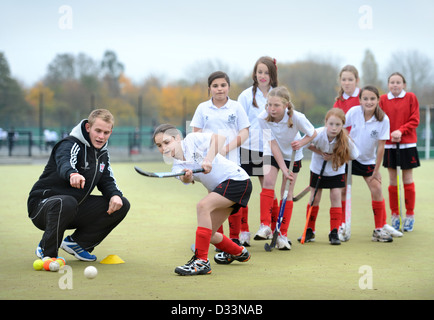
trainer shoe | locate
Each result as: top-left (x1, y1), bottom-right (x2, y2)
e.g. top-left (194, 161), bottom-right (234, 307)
top-left (338, 223), bottom-right (351, 242)
top-left (329, 228), bottom-right (341, 245)
top-left (297, 228), bottom-right (316, 243)
top-left (35, 242), bottom-right (44, 259)
top-left (404, 216), bottom-right (415, 232)
top-left (254, 224), bottom-right (272, 240)
top-left (60, 236), bottom-right (97, 261)
top-left (372, 229), bottom-right (393, 242)
top-left (276, 235), bottom-right (291, 250)
top-left (391, 214), bottom-right (401, 231)
top-left (174, 256), bottom-right (212, 276)
top-left (214, 246), bottom-right (251, 265)
top-left (383, 224), bottom-right (403, 237)
top-left (240, 231), bottom-right (251, 247)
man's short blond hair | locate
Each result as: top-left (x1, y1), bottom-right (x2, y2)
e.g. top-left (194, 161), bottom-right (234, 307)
top-left (88, 109), bottom-right (114, 128)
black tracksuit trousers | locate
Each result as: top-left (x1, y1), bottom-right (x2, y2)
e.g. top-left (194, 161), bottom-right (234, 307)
top-left (29, 195), bottom-right (130, 258)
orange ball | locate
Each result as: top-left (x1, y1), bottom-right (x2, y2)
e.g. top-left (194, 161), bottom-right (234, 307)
top-left (43, 259), bottom-right (52, 271)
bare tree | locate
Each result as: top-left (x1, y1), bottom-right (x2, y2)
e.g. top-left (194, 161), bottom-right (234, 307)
top-left (385, 50), bottom-right (433, 96)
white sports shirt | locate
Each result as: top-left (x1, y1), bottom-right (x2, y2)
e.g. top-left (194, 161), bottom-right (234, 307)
top-left (310, 127), bottom-right (359, 176)
top-left (190, 98), bottom-right (250, 165)
top-left (172, 132), bottom-right (249, 192)
top-left (344, 105), bottom-right (390, 165)
top-left (238, 86), bottom-right (271, 152)
top-left (257, 109), bottom-right (315, 162)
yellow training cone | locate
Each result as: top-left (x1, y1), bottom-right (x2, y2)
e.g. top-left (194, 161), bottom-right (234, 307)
top-left (100, 254), bottom-right (125, 264)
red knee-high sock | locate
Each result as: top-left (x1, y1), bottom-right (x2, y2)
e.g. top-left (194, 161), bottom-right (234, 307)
top-left (240, 206), bottom-right (249, 232)
top-left (271, 198), bottom-right (279, 231)
top-left (381, 198), bottom-right (387, 226)
top-left (307, 204), bottom-right (320, 232)
top-left (279, 200), bottom-right (293, 237)
top-left (372, 200), bottom-right (385, 229)
top-left (214, 234), bottom-right (243, 256)
top-left (217, 225), bottom-right (224, 234)
top-left (228, 211), bottom-right (241, 239)
top-left (388, 185), bottom-right (398, 216)
top-left (260, 188), bottom-right (275, 226)
top-left (195, 227), bottom-right (212, 261)
top-left (341, 200), bottom-right (346, 223)
top-left (404, 183), bottom-right (415, 216)
top-left (330, 207), bottom-right (342, 231)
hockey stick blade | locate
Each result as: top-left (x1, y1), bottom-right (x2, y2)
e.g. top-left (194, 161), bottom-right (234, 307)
top-left (134, 166), bottom-right (204, 178)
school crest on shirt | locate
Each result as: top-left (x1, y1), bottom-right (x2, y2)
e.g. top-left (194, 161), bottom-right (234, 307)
top-left (99, 162), bottom-right (105, 172)
top-left (370, 130), bottom-right (378, 139)
top-left (227, 114), bottom-right (236, 124)
top-left (192, 152), bottom-right (204, 164)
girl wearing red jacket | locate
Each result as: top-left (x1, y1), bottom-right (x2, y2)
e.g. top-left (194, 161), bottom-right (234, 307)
top-left (380, 72), bottom-right (420, 232)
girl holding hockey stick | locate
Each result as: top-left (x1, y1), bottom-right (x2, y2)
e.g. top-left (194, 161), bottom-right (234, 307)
top-left (380, 72), bottom-right (420, 232)
top-left (255, 86), bottom-right (316, 250)
top-left (153, 124), bottom-right (253, 276)
top-left (344, 85), bottom-right (399, 242)
top-left (333, 65), bottom-right (361, 235)
top-left (190, 71), bottom-right (250, 245)
top-left (237, 56), bottom-right (278, 246)
top-left (299, 108), bottom-right (359, 245)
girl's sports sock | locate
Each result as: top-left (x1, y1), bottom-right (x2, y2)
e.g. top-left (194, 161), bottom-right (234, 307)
top-left (271, 198), bottom-right (279, 231)
top-left (404, 183), bottom-right (416, 216)
top-left (330, 207), bottom-right (342, 231)
top-left (214, 234), bottom-right (243, 256)
top-left (372, 200), bottom-right (385, 229)
top-left (240, 206), bottom-right (249, 232)
top-left (228, 211), bottom-right (241, 239)
top-left (341, 200), bottom-right (346, 223)
top-left (388, 185), bottom-right (398, 216)
top-left (195, 227), bottom-right (212, 261)
top-left (260, 188), bottom-right (275, 226)
top-left (307, 204), bottom-right (320, 232)
top-left (279, 200), bottom-right (293, 237)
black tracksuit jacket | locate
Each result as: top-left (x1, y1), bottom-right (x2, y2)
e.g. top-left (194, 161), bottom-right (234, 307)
top-left (27, 120), bottom-right (123, 214)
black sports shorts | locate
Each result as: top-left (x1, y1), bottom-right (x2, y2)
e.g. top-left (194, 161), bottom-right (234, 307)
top-left (309, 171), bottom-right (345, 189)
top-left (383, 147), bottom-right (420, 170)
top-left (212, 179), bottom-right (252, 215)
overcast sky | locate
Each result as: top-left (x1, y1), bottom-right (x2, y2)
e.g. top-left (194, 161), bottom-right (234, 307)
top-left (1, 0), bottom-right (434, 87)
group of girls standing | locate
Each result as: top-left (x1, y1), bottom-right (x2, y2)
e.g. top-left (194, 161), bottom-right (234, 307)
top-left (152, 56), bottom-right (420, 276)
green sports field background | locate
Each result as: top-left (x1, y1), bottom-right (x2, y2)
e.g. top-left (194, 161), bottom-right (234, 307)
top-left (0, 160), bottom-right (433, 300)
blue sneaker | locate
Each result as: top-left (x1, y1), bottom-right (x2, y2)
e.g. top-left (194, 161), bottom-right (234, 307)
top-left (60, 236), bottom-right (97, 261)
top-left (35, 242), bottom-right (43, 259)
top-left (391, 215), bottom-right (401, 230)
top-left (404, 216), bottom-right (415, 232)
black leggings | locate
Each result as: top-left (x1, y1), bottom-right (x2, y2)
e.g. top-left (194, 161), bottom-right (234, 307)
top-left (29, 195), bottom-right (130, 258)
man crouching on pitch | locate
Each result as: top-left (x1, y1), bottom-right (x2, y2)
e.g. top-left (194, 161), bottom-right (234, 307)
top-left (153, 124), bottom-right (261, 276)
top-left (28, 109), bottom-right (130, 262)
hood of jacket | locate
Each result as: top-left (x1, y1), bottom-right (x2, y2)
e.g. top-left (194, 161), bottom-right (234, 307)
top-left (70, 119), bottom-right (108, 151)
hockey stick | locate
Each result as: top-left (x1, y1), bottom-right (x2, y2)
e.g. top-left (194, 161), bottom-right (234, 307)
top-left (300, 160), bottom-right (327, 244)
top-left (134, 166), bottom-right (204, 178)
top-left (293, 186), bottom-right (310, 202)
top-left (343, 160), bottom-right (352, 239)
top-left (396, 143), bottom-right (404, 232)
top-left (264, 152), bottom-right (296, 252)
